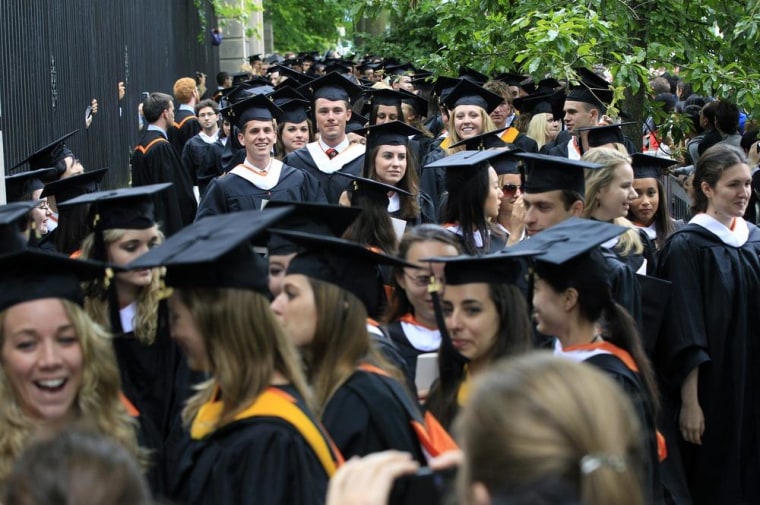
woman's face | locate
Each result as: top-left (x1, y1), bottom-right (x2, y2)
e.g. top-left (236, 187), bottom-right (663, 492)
top-left (595, 162), bottom-right (637, 221)
top-left (1, 299), bottom-right (83, 422)
top-left (268, 253), bottom-right (297, 298)
top-left (630, 177), bottom-right (660, 226)
top-left (396, 240), bottom-right (459, 325)
top-left (270, 274), bottom-right (318, 348)
top-left (484, 167), bottom-right (503, 221)
top-left (167, 294), bottom-right (209, 372)
top-left (498, 173), bottom-right (522, 217)
top-left (106, 226), bottom-right (161, 289)
top-left (543, 113), bottom-right (561, 141)
top-left (375, 105), bottom-right (400, 124)
top-left (31, 198), bottom-right (53, 235)
top-left (442, 283), bottom-right (500, 363)
top-left (454, 105), bottom-right (484, 139)
top-left (222, 120), bottom-right (231, 138)
top-left (374, 145), bottom-right (407, 186)
top-left (280, 121), bottom-right (310, 153)
top-left (531, 276), bottom-right (567, 337)
top-left (703, 163), bottom-right (752, 220)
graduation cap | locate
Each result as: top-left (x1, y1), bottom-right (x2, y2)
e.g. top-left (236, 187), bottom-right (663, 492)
top-left (40, 168), bottom-right (108, 204)
top-left (0, 248), bottom-right (106, 311)
top-left (494, 72), bottom-right (535, 93)
top-left (323, 62), bottom-right (354, 77)
top-left (264, 202), bottom-right (362, 255)
top-left (458, 66), bottom-right (489, 84)
top-left (277, 99), bottom-right (311, 124)
top-left (268, 64), bottom-right (314, 86)
top-left (431, 76), bottom-right (461, 101)
top-left (441, 79), bottom-right (504, 114)
top-left (449, 128), bottom-right (508, 151)
top-left (5, 168), bottom-right (58, 202)
top-left (269, 86), bottom-right (308, 103)
top-left (11, 130), bottom-right (79, 171)
top-left (298, 72), bottom-right (362, 104)
top-left (385, 63), bottom-right (416, 76)
top-left (0, 201), bottom-right (36, 253)
top-left (576, 122), bottom-right (635, 148)
top-left (398, 89), bottom-right (428, 118)
top-left (536, 78), bottom-right (562, 94)
top-left (364, 88), bottom-right (406, 108)
top-left (507, 217), bottom-right (627, 286)
top-left (335, 172), bottom-right (413, 211)
top-left (127, 206), bottom-right (295, 293)
top-left (631, 153), bottom-right (678, 179)
top-left (513, 152), bottom-right (603, 196)
top-left (566, 68), bottom-right (614, 113)
top-left (423, 247), bottom-right (544, 286)
top-left (58, 183), bottom-right (171, 233)
top-left (346, 111), bottom-right (369, 132)
top-left (352, 121), bottom-right (421, 149)
top-left (272, 229), bottom-right (415, 315)
top-left (231, 72), bottom-right (251, 86)
top-left (425, 148), bottom-right (519, 188)
top-left (513, 92), bottom-right (567, 121)
top-left (220, 94), bottom-right (283, 128)
top-left (221, 80), bottom-right (275, 106)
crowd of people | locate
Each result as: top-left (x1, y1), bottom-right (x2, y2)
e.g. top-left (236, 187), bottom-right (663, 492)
top-left (2, 51), bottom-right (760, 505)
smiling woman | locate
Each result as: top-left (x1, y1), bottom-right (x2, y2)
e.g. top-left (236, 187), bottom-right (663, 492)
top-left (0, 249), bottom-right (142, 483)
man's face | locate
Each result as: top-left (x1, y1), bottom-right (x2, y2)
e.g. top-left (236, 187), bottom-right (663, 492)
top-left (238, 120), bottom-right (276, 159)
top-left (197, 106), bottom-right (218, 131)
top-left (314, 98), bottom-right (350, 144)
top-left (522, 190), bottom-right (575, 236)
top-left (563, 101), bottom-right (597, 132)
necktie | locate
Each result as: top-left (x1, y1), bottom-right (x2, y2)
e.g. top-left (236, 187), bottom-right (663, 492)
top-left (325, 148), bottom-right (338, 159)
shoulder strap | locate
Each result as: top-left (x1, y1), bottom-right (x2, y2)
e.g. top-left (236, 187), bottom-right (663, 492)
top-left (135, 137), bottom-right (169, 155)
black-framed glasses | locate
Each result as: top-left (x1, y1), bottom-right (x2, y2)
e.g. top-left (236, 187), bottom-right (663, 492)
top-left (404, 270), bottom-right (444, 287)
top-left (502, 184), bottom-right (523, 196)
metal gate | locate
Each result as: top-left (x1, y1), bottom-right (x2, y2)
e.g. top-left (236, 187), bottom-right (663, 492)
top-left (0, 0), bottom-right (219, 190)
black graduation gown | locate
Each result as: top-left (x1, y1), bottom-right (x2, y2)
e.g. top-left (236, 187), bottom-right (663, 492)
top-left (388, 191), bottom-right (437, 226)
top-left (130, 129), bottom-right (197, 236)
top-left (420, 142), bottom-right (446, 220)
top-left (600, 247), bottom-right (643, 326)
top-left (112, 302), bottom-right (199, 494)
top-left (195, 163), bottom-right (327, 219)
top-left (283, 147), bottom-right (365, 204)
top-left (584, 352), bottom-right (664, 505)
top-left (168, 385), bottom-right (331, 505)
top-left (321, 368), bottom-right (427, 464)
top-left (170, 108), bottom-right (201, 156)
top-left (382, 320), bottom-right (437, 385)
top-left (181, 134), bottom-right (219, 196)
top-left (656, 223), bottom-right (760, 505)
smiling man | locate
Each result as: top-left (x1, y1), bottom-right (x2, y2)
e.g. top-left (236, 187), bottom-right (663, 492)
top-left (195, 94), bottom-right (325, 218)
top-left (284, 72), bottom-right (366, 203)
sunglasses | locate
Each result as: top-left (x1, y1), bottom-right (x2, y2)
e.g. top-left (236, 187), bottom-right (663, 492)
top-left (502, 184), bottom-right (523, 196)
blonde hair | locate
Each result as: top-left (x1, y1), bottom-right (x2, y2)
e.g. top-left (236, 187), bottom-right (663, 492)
top-left (445, 107), bottom-right (498, 155)
top-left (582, 148), bottom-right (643, 256)
top-left (177, 288), bottom-right (312, 430)
top-left (526, 113), bottom-right (554, 150)
top-left (0, 300), bottom-right (143, 481)
top-left (80, 229), bottom-right (163, 344)
top-left (456, 352), bottom-right (645, 505)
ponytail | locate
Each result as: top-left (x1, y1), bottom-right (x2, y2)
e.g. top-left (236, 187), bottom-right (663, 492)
top-left (604, 301), bottom-right (660, 416)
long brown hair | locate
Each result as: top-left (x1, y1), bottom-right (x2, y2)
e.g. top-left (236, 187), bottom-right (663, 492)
top-left (305, 278), bottom-right (405, 416)
top-left (178, 288), bottom-right (312, 429)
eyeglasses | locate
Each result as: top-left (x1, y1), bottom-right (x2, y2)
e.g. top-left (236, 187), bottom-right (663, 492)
top-left (404, 270), bottom-right (444, 288)
top-left (502, 184), bottom-right (523, 197)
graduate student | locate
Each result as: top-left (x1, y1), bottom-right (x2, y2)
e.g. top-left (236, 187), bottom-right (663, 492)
top-left (284, 72), bottom-right (366, 203)
top-left (61, 184), bottom-right (196, 492)
top-left (196, 94), bottom-right (326, 218)
top-left (128, 206), bottom-right (340, 505)
top-left (270, 229), bottom-right (458, 464)
top-left (656, 143), bottom-right (760, 505)
top-left (510, 218), bottom-right (663, 504)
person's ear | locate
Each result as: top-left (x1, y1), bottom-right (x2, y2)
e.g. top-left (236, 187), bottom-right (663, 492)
top-left (569, 200), bottom-right (584, 217)
top-left (563, 287), bottom-right (579, 311)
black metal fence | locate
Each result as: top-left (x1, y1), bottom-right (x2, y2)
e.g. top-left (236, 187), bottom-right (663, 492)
top-left (1, 0), bottom-right (218, 190)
